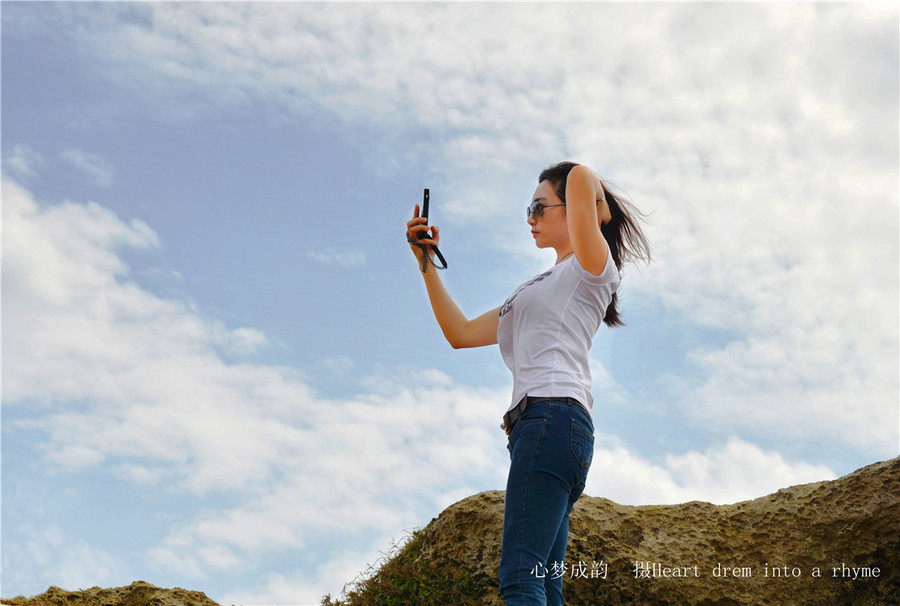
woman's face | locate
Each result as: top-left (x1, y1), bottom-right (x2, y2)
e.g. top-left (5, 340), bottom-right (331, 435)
top-left (528, 180), bottom-right (571, 251)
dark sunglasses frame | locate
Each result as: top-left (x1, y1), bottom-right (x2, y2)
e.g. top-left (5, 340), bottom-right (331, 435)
top-left (527, 200), bottom-right (566, 221)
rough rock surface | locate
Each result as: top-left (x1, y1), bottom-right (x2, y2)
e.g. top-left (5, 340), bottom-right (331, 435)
top-left (413, 457), bottom-right (899, 605)
top-left (5, 460), bottom-right (898, 606)
top-left (1, 581), bottom-right (221, 606)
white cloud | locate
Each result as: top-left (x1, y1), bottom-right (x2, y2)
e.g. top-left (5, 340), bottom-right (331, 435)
top-left (585, 435), bottom-right (835, 507)
top-left (222, 552), bottom-right (385, 606)
top-left (6, 520), bottom-right (123, 594)
top-left (5, 2), bottom-right (897, 600)
top-left (216, 326), bottom-right (269, 357)
top-left (324, 356), bottom-right (355, 376)
top-left (57, 543), bottom-right (121, 590)
top-left (307, 249), bottom-right (367, 268)
top-left (618, 94), bottom-right (899, 454)
top-left (3, 143), bottom-right (44, 180)
top-left (60, 148), bottom-right (114, 187)
top-left (590, 358), bottom-right (631, 408)
top-left (3, 178), bottom-right (510, 598)
top-left (3, 179), bottom-right (306, 493)
top-left (558, 5), bottom-right (899, 455)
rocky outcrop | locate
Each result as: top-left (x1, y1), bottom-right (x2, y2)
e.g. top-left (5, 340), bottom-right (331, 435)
top-left (1, 581), bottom-right (220, 606)
top-left (406, 457), bottom-right (899, 605)
top-left (7, 460), bottom-right (898, 606)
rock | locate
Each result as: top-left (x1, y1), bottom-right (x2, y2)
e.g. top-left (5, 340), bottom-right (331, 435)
top-left (6, 460), bottom-right (898, 606)
top-left (364, 457), bottom-right (899, 605)
top-left (2, 581), bottom-right (221, 606)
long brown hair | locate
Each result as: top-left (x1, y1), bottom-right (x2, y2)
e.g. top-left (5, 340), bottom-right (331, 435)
top-left (538, 161), bottom-right (651, 326)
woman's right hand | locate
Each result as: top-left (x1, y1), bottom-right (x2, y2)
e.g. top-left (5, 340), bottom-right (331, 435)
top-left (407, 204), bottom-right (440, 266)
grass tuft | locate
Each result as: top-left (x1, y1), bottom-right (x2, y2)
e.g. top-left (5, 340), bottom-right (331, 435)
top-left (321, 530), bottom-right (488, 606)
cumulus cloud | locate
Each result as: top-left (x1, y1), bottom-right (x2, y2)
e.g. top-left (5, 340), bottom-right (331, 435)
top-left (144, 376), bottom-right (511, 579)
top-left (3, 179), bottom-right (294, 490)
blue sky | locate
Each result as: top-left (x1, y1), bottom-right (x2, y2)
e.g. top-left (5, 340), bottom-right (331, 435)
top-left (2, 3), bottom-right (897, 604)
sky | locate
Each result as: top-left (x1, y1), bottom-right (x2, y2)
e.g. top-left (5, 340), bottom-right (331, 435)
top-left (2, 2), bottom-right (898, 605)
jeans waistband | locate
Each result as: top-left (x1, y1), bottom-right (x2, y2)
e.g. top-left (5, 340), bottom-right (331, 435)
top-left (502, 396), bottom-right (583, 434)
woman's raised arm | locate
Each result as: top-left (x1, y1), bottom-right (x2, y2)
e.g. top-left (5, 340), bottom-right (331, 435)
top-left (407, 205), bottom-right (500, 349)
top-left (564, 165), bottom-right (612, 276)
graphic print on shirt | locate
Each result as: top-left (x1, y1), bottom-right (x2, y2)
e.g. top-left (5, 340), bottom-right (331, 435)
top-left (499, 269), bottom-right (554, 318)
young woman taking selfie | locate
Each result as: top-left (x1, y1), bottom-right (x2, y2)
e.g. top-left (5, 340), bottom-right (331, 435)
top-left (406, 162), bottom-right (650, 606)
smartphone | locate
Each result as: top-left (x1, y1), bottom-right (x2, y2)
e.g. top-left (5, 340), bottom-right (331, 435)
top-left (418, 188), bottom-right (429, 239)
top-left (419, 188), bottom-right (447, 268)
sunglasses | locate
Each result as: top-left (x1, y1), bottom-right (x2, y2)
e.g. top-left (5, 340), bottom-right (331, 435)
top-left (527, 200), bottom-right (566, 221)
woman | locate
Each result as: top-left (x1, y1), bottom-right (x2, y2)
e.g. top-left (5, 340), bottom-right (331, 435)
top-left (406, 162), bottom-right (650, 605)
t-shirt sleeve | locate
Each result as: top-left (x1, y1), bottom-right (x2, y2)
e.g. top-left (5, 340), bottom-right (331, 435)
top-left (573, 239), bottom-right (619, 286)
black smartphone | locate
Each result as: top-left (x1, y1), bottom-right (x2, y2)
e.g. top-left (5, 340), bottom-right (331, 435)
top-left (419, 188), bottom-right (447, 268)
top-left (418, 188), bottom-right (430, 239)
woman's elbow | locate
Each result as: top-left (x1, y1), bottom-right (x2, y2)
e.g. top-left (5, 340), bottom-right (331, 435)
top-left (447, 335), bottom-right (468, 349)
top-left (447, 333), bottom-right (495, 349)
top-left (442, 329), bottom-right (465, 349)
top-left (446, 330), bottom-right (479, 349)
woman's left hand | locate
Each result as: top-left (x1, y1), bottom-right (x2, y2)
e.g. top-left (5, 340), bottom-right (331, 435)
top-left (588, 170), bottom-right (612, 226)
top-left (592, 172), bottom-right (606, 202)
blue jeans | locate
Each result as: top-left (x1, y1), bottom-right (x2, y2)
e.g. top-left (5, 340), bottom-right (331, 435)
top-left (498, 399), bottom-right (594, 606)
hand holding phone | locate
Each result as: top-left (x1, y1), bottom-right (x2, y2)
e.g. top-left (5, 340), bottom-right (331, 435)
top-left (417, 188), bottom-right (430, 240)
top-left (407, 188), bottom-right (447, 271)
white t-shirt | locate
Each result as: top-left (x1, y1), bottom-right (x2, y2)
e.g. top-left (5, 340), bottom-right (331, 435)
top-left (497, 246), bottom-right (619, 418)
